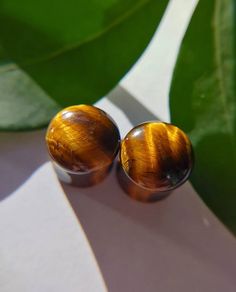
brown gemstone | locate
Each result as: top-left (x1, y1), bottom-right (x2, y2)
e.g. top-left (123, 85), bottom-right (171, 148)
top-left (117, 122), bottom-right (194, 202)
top-left (46, 105), bottom-right (120, 186)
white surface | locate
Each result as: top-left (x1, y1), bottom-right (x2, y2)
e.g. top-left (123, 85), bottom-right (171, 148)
top-left (0, 163), bottom-right (107, 292)
top-left (1, 0), bottom-right (236, 292)
top-left (121, 0), bottom-right (198, 122)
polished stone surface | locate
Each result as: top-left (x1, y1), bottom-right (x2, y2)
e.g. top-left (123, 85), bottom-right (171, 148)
top-left (118, 122), bottom-right (193, 201)
top-left (46, 105), bottom-right (120, 185)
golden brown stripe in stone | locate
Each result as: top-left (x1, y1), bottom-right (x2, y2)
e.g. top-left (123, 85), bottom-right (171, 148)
top-left (46, 105), bottom-right (120, 174)
top-left (119, 122), bottom-right (193, 198)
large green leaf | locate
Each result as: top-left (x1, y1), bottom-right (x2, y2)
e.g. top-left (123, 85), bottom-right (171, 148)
top-left (0, 42), bottom-right (60, 130)
top-left (0, 0), bottom-right (168, 111)
top-left (170, 0), bottom-right (236, 233)
top-left (0, 60), bottom-right (60, 130)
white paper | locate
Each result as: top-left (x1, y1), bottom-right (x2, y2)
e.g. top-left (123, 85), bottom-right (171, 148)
top-left (0, 163), bottom-right (107, 292)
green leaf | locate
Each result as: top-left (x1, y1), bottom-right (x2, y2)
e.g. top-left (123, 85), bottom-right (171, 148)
top-left (170, 0), bottom-right (236, 233)
top-left (0, 0), bottom-right (168, 109)
top-left (0, 45), bottom-right (6, 59)
top-left (0, 60), bottom-right (60, 130)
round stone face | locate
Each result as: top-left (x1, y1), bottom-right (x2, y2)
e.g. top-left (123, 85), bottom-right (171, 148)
top-left (46, 105), bottom-right (120, 173)
top-left (120, 122), bottom-right (194, 192)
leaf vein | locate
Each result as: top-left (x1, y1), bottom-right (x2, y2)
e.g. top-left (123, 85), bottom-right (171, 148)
top-left (21, 0), bottom-right (152, 67)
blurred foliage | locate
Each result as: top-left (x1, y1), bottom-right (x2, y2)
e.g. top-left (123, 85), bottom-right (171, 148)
top-left (170, 0), bottom-right (236, 234)
top-left (0, 0), bottom-right (168, 130)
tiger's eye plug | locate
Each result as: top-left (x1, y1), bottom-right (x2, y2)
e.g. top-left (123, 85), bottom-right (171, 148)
top-left (117, 121), bottom-right (194, 202)
top-left (46, 105), bottom-right (120, 187)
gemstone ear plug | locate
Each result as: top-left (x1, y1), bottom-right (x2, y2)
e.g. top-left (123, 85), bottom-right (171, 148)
top-left (117, 121), bottom-right (194, 202)
top-left (46, 108), bottom-right (193, 201)
top-left (45, 105), bottom-right (120, 187)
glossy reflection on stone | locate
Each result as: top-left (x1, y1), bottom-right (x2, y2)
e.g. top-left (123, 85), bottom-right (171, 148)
top-left (117, 121), bottom-right (194, 202)
top-left (46, 105), bottom-right (120, 186)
